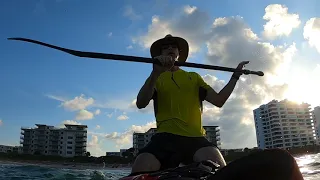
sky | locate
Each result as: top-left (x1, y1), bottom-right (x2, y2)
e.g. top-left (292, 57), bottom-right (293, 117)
top-left (1, 0), bottom-right (320, 157)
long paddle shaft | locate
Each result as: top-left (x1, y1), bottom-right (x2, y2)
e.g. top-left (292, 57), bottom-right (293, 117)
top-left (7, 37), bottom-right (264, 76)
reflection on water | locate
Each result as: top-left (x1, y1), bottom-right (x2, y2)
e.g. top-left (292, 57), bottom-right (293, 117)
top-left (1, 153), bottom-right (320, 179)
top-left (295, 153), bottom-right (320, 180)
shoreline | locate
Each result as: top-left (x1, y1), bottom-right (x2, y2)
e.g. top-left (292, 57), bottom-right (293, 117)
top-left (0, 159), bottom-right (132, 171)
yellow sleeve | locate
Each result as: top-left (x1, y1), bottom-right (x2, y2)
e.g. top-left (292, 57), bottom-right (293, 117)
top-left (196, 73), bottom-right (211, 90)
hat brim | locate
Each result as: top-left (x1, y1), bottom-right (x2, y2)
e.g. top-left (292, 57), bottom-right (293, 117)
top-left (150, 36), bottom-right (189, 62)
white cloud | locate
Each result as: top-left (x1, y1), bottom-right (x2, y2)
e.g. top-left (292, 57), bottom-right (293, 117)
top-left (87, 135), bottom-right (104, 157)
top-left (123, 5), bottom-right (142, 20)
top-left (129, 99), bottom-right (154, 114)
top-left (106, 113), bottom-right (113, 118)
top-left (262, 4), bottom-right (301, 39)
top-left (0, 119), bottom-right (3, 126)
top-left (59, 120), bottom-right (81, 128)
top-left (184, 5), bottom-right (197, 15)
top-left (117, 114), bottom-right (129, 121)
top-left (96, 125), bottom-right (101, 130)
top-left (131, 5), bottom-right (298, 149)
top-left (132, 6), bottom-right (211, 55)
top-left (94, 109), bottom-right (101, 115)
top-left (126, 45), bottom-right (133, 50)
top-left (112, 121), bottom-right (156, 148)
top-left (303, 17), bottom-right (320, 53)
top-left (76, 109), bottom-right (94, 120)
top-left (92, 121), bottom-right (156, 149)
top-left (60, 94), bottom-right (94, 112)
top-left (46, 94), bottom-right (66, 102)
top-left (108, 32), bottom-right (113, 37)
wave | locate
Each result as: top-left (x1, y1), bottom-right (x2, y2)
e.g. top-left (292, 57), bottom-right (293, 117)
top-left (0, 163), bottom-right (130, 180)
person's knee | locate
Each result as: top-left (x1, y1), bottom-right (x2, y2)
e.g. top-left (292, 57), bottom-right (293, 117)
top-left (194, 146), bottom-right (226, 167)
top-left (131, 153), bottom-right (161, 173)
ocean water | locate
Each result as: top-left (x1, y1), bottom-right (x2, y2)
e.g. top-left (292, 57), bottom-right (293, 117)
top-left (1, 153), bottom-right (320, 180)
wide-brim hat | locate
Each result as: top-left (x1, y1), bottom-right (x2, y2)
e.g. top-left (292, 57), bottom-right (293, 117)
top-left (150, 34), bottom-right (189, 62)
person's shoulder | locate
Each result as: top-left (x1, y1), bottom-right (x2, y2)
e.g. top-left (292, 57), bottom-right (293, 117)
top-left (185, 71), bottom-right (201, 78)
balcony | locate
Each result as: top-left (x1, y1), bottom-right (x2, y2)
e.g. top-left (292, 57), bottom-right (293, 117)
top-left (75, 143), bottom-right (86, 147)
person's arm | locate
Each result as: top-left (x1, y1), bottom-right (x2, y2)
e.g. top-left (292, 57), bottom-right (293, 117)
top-left (204, 76), bottom-right (239, 108)
top-left (200, 61), bottom-right (248, 108)
top-left (136, 70), bottom-right (160, 109)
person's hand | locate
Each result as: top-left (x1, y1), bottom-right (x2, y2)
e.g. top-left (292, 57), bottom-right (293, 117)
top-left (152, 55), bottom-right (175, 75)
top-left (232, 61), bottom-right (250, 80)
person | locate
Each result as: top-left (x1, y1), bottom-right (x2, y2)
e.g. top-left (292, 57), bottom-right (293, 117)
top-left (130, 34), bottom-right (249, 175)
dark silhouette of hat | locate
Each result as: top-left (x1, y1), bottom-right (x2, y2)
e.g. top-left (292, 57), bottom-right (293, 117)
top-left (150, 34), bottom-right (189, 62)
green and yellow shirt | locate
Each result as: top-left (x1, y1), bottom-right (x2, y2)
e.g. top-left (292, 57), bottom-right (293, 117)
top-left (152, 69), bottom-right (211, 137)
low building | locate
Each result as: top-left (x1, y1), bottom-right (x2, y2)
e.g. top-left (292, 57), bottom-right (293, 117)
top-left (203, 126), bottom-right (221, 149)
top-left (120, 149), bottom-right (127, 157)
top-left (0, 145), bottom-right (22, 154)
top-left (106, 152), bottom-right (121, 156)
top-left (133, 132), bottom-right (145, 155)
top-left (20, 124), bottom-right (87, 157)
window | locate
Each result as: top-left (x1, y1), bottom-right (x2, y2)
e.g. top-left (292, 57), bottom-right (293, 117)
top-left (67, 146), bottom-right (72, 149)
top-left (45, 151), bottom-right (47, 153)
top-left (68, 136), bottom-right (73, 139)
top-left (60, 142), bottom-right (63, 144)
top-left (67, 151), bottom-right (72, 154)
top-left (61, 137), bottom-right (63, 139)
top-left (67, 142), bottom-right (73, 144)
top-left (61, 132), bottom-right (63, 134)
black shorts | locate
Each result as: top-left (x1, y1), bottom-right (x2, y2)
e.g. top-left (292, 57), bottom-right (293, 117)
top-left (137, 132), bottom-right (218, 170)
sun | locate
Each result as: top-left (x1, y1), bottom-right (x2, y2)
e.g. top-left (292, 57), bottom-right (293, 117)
top-left (283, 75), bottom-right (319, 108)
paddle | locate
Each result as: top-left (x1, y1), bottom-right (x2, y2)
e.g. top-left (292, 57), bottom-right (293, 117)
top-left (7, 37), bottom-right (264, 76)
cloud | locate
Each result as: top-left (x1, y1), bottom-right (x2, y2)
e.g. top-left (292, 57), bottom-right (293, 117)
top-left (129, 99), bottom-right (154, 114)
top-left (132, 5), bottom-right (211, 55)
top-left (0, 119), bottom-right (3, 126)
top-left (92, 121), bottom-right (156, 149)
top-left (76, 109), bottom-right (94, 120)
top-left (106, 113), bottom-right (113, 118)
top-left (117, 114), bottom-right (129, 121)
top-left (262, 4), bottom-right (301, 39)
top-left (202, 16), bottom-right (293, 148)
top-left (303, 17), bottom-right (320, 53)
top-left (131, 5), bottom-right (298, 149)
top-left (126, 45), bottom-right (133, 50)
top-left (60, 94), bottom-right (94, 112)
top-left (184, 5), bottom-right (197, 15)
top-left (59, 120), bottom-right (81, 128)
top-left (94, 109), bottom-right (101, 115)
top-left (123, 5), bottom-right (142, 20)
top-left (46, 94), bottom-right (67, 102)
top-left (108, 32), bottom-right (113, 37)
top-left (87, 135), bottom-right (104, 157)
top-left (96, 125), bottom-right (101, 130)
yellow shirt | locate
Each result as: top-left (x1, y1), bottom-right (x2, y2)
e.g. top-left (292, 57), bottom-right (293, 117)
top-left (152, 69), bottom-right (211, 137)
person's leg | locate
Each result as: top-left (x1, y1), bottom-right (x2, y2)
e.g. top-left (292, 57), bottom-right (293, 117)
top-left (131, 152), bottom-right (161, 173)
top-left (179, 136), bottom-right (226, 168)
top-left (130, 133), bottom-right (182, 175)
top-left (194, 146), bottom-right (226, 168)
